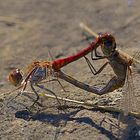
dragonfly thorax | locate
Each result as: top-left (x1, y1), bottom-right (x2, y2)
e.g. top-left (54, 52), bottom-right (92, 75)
top-left (30, 67), bottom-right (47, 84)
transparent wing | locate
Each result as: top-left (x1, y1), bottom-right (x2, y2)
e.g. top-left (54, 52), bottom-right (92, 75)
top-left (121, 66), bottom-right (140, 115)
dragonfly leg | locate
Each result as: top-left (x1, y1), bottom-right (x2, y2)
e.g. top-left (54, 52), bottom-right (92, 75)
top-left (91, 49), bottom-right (108, 60)
top-left (30, 83), bottom-right (42, 108)
top-left (81, 32), bottom-right (106, 59)
top-left (56, 78), bottom-right (66, 92)
top-left (40, 78), bottom-right (66, 92)
top-left (6, 81), bottom-right (28, 108)
top-left (36, 84), bottom-right (62, 106)
top-left (84, 56), bottom-right (109, 75)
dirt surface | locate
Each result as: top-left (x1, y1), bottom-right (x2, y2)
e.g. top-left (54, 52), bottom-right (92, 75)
top-left (0, 0), bottom-right (140, 140)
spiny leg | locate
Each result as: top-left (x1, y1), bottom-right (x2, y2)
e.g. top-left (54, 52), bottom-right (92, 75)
top-left (0, 91), bottom-right (23, 113)
top-left (54, 75), bottom-right (70, 112)
top-left (40, 79), bottom-right (59, 84)
top-left (44, 65), bottom-right (66, 92)
top-left (7, 66), bottom-right (38, 107)
top-left (6, 82), bottom-right (28, 108)
top-left (82, 32), bottom-right (107, 60)
top-left (0, 82), bottom-right (28, 113)
top-left (52, 71), bottom-right (70, 112)
top-left (6, 92), bottom-right (22, 109)
top-left (37, 81), bottom-right (68, 113)
top-left (40, 77), bottom-right (66, 92)
top-left (30, 83), bottom-right (43, 109)
top-left (91, 49), bottom-right (108, 60)
top-left (36, 84), bottom-right (62, 107)
top-left (84, 56), bottom-right (109, 75)
top-left (7, 67), bottom-right (39, 109)
top-left (56, 77), bottom-right (66, 92)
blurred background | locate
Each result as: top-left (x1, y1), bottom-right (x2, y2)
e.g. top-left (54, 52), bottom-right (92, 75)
top-left (0, 0), bottom-right (140, 140)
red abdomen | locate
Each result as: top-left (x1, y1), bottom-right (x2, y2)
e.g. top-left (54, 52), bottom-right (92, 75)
top-left (52, 41), bottom-right (97, 70)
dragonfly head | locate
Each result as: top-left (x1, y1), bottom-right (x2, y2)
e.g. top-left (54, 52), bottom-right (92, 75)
top-left (8, 68), bottom-right (23, 86)
top-left (99, 33), bottom-right (116, 56)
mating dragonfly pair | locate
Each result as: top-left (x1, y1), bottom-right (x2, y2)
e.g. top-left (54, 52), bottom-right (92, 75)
top-left (6, 23), bottom-right (140, 117)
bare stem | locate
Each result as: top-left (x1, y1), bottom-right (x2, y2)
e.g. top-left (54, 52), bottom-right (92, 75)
top-left (22, 90), bottom-right (140, 118)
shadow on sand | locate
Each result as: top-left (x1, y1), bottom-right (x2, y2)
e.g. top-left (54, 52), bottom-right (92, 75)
top-left (15, 106), bottom-right (120, 140)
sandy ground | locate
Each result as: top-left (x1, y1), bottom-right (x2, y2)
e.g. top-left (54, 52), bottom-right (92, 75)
top-left (0, 0), bottom-right (140, 140)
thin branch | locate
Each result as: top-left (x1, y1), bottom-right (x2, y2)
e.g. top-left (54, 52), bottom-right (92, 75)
top-left (22, 91), bottom-right (140, 118)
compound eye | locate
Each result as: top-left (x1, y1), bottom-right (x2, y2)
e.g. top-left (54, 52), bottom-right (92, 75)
top-left (104, 40), bottom-right (113, 47)
top-left (8, 69), bottom-right (23, 86)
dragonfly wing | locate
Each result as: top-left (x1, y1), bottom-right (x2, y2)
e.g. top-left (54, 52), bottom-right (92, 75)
top-left (121, 67), bottom-right (136, 115)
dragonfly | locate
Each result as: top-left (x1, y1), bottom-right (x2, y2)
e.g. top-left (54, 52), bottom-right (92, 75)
top-left (7, 36), bottom-right (103, 108)
top-left (8, 33), bottom-right (119, 96)
top-left (79, 22), bottom-right (140, 111)
top-left (7, 24), bottom-right (140, 116)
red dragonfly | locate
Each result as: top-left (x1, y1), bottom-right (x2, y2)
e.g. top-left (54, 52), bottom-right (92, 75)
top-left (8, 25), bottom-right (140, 116)
top-left (79, 23), bottom-right (140, 114)
top-left (8, 34), bottom-right (104, 108)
